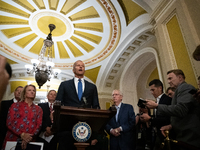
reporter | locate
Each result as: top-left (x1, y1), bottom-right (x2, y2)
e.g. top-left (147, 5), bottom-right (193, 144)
top-left (145, 69), bottom-right (200, 149)
top-left (135, 107), bottom-right (153, 150)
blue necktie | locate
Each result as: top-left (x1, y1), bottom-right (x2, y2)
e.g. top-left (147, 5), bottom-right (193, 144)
top-left (78, 79), bottom-right (82, 101)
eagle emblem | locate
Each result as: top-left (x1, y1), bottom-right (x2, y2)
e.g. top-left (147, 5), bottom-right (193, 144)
top-left (78, 128), bottom-right (86, 136)
top-left (72, 122), bottom-right (92, 142)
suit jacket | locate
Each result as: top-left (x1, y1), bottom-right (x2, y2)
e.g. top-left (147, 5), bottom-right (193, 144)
top-left (0, 99), bottom-right (14, 148)
top-left (105, 103), bottom-right (135, 150)
top-left (56, 79), bottom-right (100, 108)
top-left (157, 82), bottom-right (200, 148)
top-left (151, 94), bottom-right (172, 140)
top-left (38, 102), bottom-right (52, 132)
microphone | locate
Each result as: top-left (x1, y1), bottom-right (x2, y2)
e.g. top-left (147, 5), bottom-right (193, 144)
top-left (83, 97), bottom-right (87, 106)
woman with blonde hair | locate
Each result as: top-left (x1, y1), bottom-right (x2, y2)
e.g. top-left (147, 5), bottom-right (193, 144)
top-left (2, 84), bottom-right (43, 150)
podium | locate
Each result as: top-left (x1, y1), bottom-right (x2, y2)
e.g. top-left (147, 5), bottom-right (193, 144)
top-left (52, 103), bottom-right (116, 150)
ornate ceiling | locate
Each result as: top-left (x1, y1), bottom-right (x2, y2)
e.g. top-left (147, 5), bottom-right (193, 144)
top-left (0, 0), bottom-right (162, 96)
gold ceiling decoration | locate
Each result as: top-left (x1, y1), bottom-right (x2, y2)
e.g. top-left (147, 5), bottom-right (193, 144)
top-left (118, 0), bottom-right (147, 25)
top-left (1, 27), bottom-right (32, 38)
top-left (0, 0), bottom-right (121, 68)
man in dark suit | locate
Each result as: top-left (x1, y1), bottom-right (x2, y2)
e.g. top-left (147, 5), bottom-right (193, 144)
top-left (140, 79), bottom-right (172, 150)
top-left (146, 69), bottom-right (200, 149)
top-left (37, 90), bottom-right (57, 150)
top-left (56, 60), bottom-right (100, 109)
top-left (105, 89), bottom-right (135, 150)
top-left (0, 86), bottom-right (23, 148)
top-left (56, 60), bottom-right (100, 150)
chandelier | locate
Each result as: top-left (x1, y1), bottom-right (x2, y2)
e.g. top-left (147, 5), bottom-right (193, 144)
top-left (25, 24), bottom-right (60, 88)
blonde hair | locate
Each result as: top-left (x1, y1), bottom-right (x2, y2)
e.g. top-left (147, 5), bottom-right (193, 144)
top-left (20, 84), bottom-right (36, 101)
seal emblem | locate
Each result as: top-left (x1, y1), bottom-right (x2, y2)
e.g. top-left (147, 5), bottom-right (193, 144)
top-left (72, 122), bottom-right (92, 142)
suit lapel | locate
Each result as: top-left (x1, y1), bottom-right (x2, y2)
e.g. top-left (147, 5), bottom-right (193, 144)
top-left (70, 79), bottom-right (79, 99)
top-left (45, 102), bottom-right (50, 114)
top-left (159, 94), bottom-right (165, 104)
top-left (82, 80), bottom-right (87, 96)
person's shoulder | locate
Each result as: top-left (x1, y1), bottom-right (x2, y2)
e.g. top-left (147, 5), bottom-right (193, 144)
top-left (121, 103), bottom-right (133, 108)
top-left (38, 102), bottom-right (48, 106)
top-left (35, 104), bottom-right (43, 110)
top-left (61, 79), bottom-right (74, 84)
top-left (162, 93), bottom-right (172, 100)
top-left (179, 82), bottom-right (195, 91)
top-left (1, 99), bottom-right (13, 104)
top-left (84, 79), bottom-right (96, 86)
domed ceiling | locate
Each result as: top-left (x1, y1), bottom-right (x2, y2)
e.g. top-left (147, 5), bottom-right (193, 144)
top-left (0, 0), bottom-right (161, 95)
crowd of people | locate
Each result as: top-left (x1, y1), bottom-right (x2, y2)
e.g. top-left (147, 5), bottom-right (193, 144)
top-left (0, 57), bottom-right (200, 150)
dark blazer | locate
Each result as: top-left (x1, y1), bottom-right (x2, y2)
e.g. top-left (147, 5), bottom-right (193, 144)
top-left (152, 94), bottom-right (172, 140)
top-left (0, 99), bottom-right (14, 148)
top-left (37, 102), bottom-right (58, 150)
top-left (157, 82), bottom-right (200, 148)
top-left (38, 102), bottom-right (52, 132)
top-left (105, 103), bottom-right (135, 150)
top-left (56, 79), bottom-right (100, 108)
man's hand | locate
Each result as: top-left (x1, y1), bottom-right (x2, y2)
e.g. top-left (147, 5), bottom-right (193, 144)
top-left (91, 139), bottom-right (98, 145)
top-left (50, 110), bottom-right (54, 123)
top-left (110, 128), bottom-right (121, 137)
top-left (160, 124), bottom-right (172, 137)
top-left (44, 126), bottom-right (53, 137)
top-left (140, 113), bottom-right (151, 122)
top-left (145, 99), bottom-right (158, 109)
top-left (21, 140), bottom-right (27, 150)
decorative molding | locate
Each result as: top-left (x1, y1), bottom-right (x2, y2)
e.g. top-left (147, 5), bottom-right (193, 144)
top-left (108, 76), bottom-right (114, 79)
top-left (0, 40), bottom-right (31, 63)
top-left (150, 0), bottom-right (173, 20)
top-left (30, 11), bottom-right (73, 41)
top-left (13, 0), bottom-right (36, 13)
top-left (111, 70), bottom-right (118, 73)
top-left (60, 0), bottom-right (87, 15)
top-left (33, 0), bottom-right (45, 9)
top-left (162, 9), bottom-right (178, 69)
top-left (106, 83), bottom-right (112, 87)
top-left (114, 64), bottom-right (121, 67)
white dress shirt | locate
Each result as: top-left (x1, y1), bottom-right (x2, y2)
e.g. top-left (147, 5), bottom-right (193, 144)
top-left (74, 77), bottom-right (85, 94)
top-left (13, 98), bottom-right (18, 103)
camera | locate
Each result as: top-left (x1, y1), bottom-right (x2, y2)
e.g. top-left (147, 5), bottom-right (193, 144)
top-left (137, 98), bottom-right (147, 108)
top-left (137, 98), bottom-right (146, 108)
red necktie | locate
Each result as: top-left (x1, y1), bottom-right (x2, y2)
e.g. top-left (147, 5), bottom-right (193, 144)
top-left (50, 103), bottom-right (53, 112)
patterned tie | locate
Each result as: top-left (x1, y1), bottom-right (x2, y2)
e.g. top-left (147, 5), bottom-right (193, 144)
top-left (78, 79), bottom-right (82, 101)
top-left (50, 103), bottom-right (53, 112)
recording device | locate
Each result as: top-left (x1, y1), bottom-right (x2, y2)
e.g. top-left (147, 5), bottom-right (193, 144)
top-left (189, 89), bottom-right (198, 95)
top-left (83, 97), bottom-right (87, 105)
top-left (137, 98), bottom-right (147, 108)
top-left (80, 97), bottom-right (88, 108)
top-left (5, 62), bottom-right (12, 79)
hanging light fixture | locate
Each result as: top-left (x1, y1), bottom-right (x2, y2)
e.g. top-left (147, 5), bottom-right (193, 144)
top-left (25, 24), bottom-right (60, 88)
